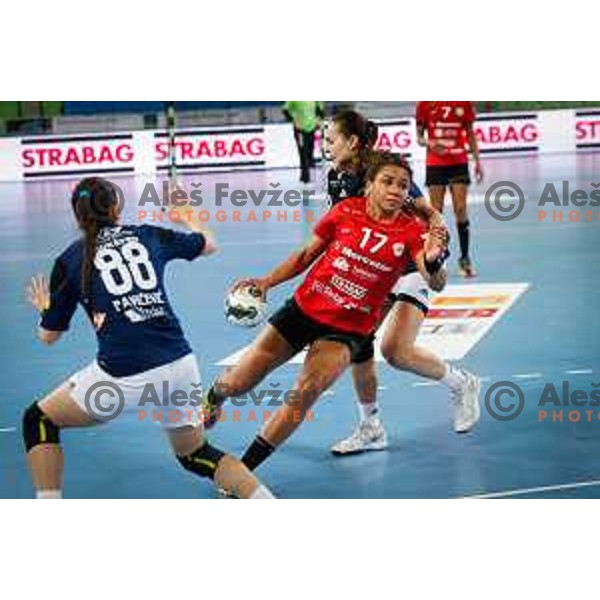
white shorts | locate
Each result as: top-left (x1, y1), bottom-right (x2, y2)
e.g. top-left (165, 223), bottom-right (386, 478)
top-left (67, 353), bottom-right (203, 430)
top-left (391, 271), bottom-right (433, 313)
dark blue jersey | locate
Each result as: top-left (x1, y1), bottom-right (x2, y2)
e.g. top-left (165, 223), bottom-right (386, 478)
top-left (327, 167), bottom-right (423, 207)
top-left (40, 224), bottom-right (205, 377)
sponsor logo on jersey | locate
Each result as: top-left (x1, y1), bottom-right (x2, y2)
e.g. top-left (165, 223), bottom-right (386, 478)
top-left (341, 246), bottom-right (393, 273)
top-left (392, 243), bottom-right (405, 258)
top-left (351, 265), bottom-right (380, 282)
top-left (330, 274), bottom-right (368, 300)
top-left (333, 257), bottom-right (350, 272)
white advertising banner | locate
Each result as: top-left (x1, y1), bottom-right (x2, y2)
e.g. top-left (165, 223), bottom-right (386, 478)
top-left (0, 109), bottom-right (596, 181)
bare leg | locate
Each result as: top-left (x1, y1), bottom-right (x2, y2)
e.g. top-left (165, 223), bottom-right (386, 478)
top-left (381, 302), bottom-right (447, 380)
top-left (450, 182), bottom-right (475, 275)
top-left (168, 425), bottom-right (273, 499)
top-left (242, 340), bottom-right (351, 470)
top-left (428, 185), bottom-right (447, 214)
top-left (351, 358), bottom-right (378, 413)
top-left (27, 384), bottom-right (97, 497)
top-left (216, 324), bottom-right (297, 398)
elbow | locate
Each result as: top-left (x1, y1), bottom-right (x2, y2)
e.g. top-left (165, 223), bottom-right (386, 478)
top-left (38, 328), bottom-right (61, 345)
top-left (202, 237), bottom-right (218, 257)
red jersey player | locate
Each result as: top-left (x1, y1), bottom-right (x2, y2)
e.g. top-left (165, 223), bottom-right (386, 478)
top-left (416, 101), bottom-right (483, 277)
top-left (202, 153), bottom-right (450, 474)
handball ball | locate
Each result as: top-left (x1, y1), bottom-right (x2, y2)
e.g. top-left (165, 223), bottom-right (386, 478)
top-left (225, 286), bottom-right (268, 328)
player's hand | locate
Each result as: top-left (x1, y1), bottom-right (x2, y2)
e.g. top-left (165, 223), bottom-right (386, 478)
top-left (423, 228), bottom-right (447, 263)
top-left (166, 180), bottom-right (186, 210)
top-left (28, 274), bottom-right (50, 312)
top-left (230, 278), bottom-right (269, 300)
top-left (474, 160), bottom-right (484, 183)
top-left (428, 210), bottom-right (448, 234)
top-left (428, 140), bottom-right (447, 156)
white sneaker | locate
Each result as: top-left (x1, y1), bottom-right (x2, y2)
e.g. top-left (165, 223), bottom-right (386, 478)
top-left (331, 416), bottom-right (389, 456)
top-left (451, 371), bottom-right (481, 434)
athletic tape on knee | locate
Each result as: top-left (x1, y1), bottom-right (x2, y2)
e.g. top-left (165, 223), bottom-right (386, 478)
top-left (22, 402), bottom-right (60, 452)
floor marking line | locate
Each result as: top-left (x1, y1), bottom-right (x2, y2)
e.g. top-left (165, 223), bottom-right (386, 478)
top-left (0, 427), bottom-right (16, 433)
top-left (565, 369), bottom-right (593, 375)
top-left (513, 373), bottom-right (543, 380)
top-left (464, 479), bottom-right (600, 499)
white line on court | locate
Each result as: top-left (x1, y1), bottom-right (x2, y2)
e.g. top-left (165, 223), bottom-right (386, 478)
top-left (0, 427), bottom-right (16, 433)
top-left (565, 369), bottom-right (594, 375)
top-left (464, 479), bottom-right (600, 499)
top-left (513, 373), bottom-right (543, 380)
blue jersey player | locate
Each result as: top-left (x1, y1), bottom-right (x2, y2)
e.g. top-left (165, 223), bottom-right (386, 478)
top-left (23, 177), bottom-right (274, 499)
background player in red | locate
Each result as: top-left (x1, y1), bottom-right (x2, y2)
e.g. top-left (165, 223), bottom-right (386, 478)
top-left (416, 101), bottom-right (483, 277)
top-left (202, 153), bottom-right (448, 473)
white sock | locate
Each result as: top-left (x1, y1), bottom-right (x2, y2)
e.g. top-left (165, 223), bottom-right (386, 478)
top-left (440, 365), bottom-right (467, 391)
top-left (37, 490), bottom-right (62, 500)
top-left (358, 402), bottom-right (379, 422)
top-left (249, 484), bottom-right (275, 500)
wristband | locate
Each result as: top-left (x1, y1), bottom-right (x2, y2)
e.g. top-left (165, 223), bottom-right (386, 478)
top-left (424, 248), bottom-right (450, 275)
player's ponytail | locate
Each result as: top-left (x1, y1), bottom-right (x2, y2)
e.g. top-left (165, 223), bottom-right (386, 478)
top-left (71, 178), bottom-right (120, 307)
top-left (331, 110), bottom-right (379, 171)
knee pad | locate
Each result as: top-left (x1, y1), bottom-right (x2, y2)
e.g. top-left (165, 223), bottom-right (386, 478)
top-left (22, 402), bottom-right (60, 452)
top-left (177, 442), bottom-right (226, 480)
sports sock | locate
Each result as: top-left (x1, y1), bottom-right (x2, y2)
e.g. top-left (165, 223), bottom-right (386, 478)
top-left (358, 402), bottom-right (379, 422)
top-left (242, 436), bottom-right (276, 471)
top-left (441, 365), bottom-right (467, 392)
top-left (457, 220), bottom-right (470, 261)
top-left (249, 485), bottom-right (275, 499)
top-left (37, 490), bottom-right (62, 499)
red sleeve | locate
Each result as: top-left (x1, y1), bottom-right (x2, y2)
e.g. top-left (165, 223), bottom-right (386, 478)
top-left (463, 102), bottom-right (476, 124)
top-left (314, 206), bottom-right (340, 243)
top-left (416, 102), bottom-right (428, 127)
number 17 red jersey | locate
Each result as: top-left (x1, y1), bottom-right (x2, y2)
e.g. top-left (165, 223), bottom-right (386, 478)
top-left (294, 197), bottom-right (426, 336)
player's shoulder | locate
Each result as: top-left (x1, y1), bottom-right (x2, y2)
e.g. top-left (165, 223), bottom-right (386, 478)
top-left (55, 237), bottom-right (84, 268)
top-left (397, 210), bottom-right (426, 234)
top-left (334, 196), bottom-right (366, 216)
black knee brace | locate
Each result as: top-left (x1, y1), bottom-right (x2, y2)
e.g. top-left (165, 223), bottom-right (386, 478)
top-left (22, 402), bottom-right (60, 452)
top-left (177, 442), bottom-right (226, 480)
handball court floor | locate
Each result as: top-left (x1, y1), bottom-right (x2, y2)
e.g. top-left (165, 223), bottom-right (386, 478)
top-left (1, 152), bottom-right (599, 499)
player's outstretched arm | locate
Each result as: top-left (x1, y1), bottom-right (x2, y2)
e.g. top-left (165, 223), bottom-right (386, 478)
top-left (413, 195), bottom-right (447, 232)
top-left (27, 275), bottom-right (63, 345)
top-left (232, 234), bottom-right (328, 299)
top-left (466, 122), bottom-right (484, 183)
top-left (168, 182), bottom-right (217, 255)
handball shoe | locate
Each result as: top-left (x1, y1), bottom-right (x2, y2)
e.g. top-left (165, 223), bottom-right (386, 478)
top-left (331, 416), bottom-right (388, 456)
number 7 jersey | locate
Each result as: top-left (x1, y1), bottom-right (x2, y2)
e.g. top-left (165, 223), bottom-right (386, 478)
top-left (40, 225), bottom-right (206, 377)
top-left (294, 197), bottom-right (427, 336)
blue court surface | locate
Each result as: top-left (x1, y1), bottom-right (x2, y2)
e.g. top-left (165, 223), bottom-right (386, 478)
top-left (1, 152), bottom-right (599, 498)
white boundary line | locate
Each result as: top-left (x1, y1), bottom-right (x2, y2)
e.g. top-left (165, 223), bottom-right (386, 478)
top-left (464, 479), bottom-right (600, 499)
